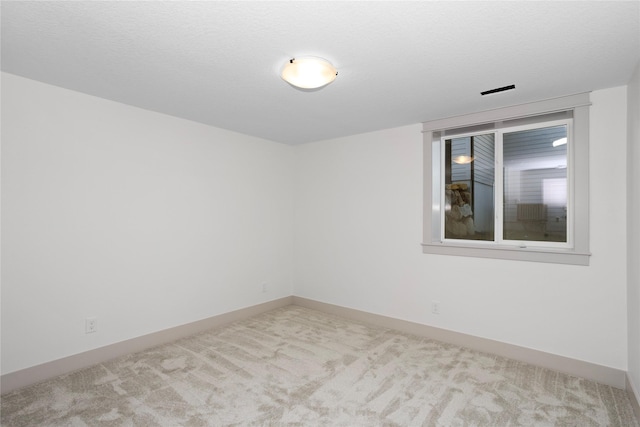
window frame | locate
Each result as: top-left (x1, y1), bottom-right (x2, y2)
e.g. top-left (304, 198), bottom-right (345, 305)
top-left (422, 93), bottom-right (591, 265)
top-left (440, 119), bottom-right (573, 249)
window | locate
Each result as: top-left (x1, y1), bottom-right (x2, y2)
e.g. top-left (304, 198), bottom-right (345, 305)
top-left (443, 120), bottom-right (570, 246)
top-left (422, 93), bottom-right (591, 265)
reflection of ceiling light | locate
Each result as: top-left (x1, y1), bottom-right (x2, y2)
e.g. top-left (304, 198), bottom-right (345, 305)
top-left (453, 155), bottom-right (474, 164)
top-left (281, 57), bottom-right (338, 89)
top-left (552, 137), bottom-right (567, 147)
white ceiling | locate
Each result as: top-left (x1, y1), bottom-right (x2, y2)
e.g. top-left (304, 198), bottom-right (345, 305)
top-left (2, 1), bottom-right (639, 145)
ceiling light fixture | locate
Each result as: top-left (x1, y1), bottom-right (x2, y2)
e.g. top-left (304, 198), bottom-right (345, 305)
top-left (281, 57), bottom-right (338, 89)
top-left (552, 137), bottom-right (567, 147)
top-left (452, 155), bottom-right (474, 164)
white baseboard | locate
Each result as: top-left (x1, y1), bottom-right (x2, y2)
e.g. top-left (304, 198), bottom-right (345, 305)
top-left (1, 297), bottom-right (293, 395)
top-left (628, 374), bottom-right (640, 422)
top-left (1, 295), bottom-right (630, 396)
top-left (292, 296), bottom-right (627, 389)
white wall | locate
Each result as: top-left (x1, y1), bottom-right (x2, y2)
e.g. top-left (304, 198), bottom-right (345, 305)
top-left (1, 73), bottom-right (294, 375)
top-left (293, 86), bottom-right (629, 369)
top-left (628, 61), bottom-right (640, 397)
top-left (1, 71), bottom-right (633, 378)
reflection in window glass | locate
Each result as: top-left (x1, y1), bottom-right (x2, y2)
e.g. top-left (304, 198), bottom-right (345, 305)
top-left (444, 134), bottom-right (494, 241)
top-left (503, 125), bottom-right (567, 242)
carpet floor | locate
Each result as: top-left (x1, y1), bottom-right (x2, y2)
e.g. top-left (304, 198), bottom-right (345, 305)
top-left (1, 305), bottom-right (638, 426)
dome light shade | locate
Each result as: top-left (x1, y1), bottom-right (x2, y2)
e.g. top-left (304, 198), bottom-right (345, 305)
top-left (453, 155), bottom-right (474, 164)
top-left (281, 57), bottom-right (337, 89)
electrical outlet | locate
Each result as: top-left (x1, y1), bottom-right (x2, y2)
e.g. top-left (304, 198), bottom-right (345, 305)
top-left (261, 282), bottom-right (269, 293)
top-left (431, 301), bottom-right (441, 315)
top-left (85, 317), bottom-right (97, 334)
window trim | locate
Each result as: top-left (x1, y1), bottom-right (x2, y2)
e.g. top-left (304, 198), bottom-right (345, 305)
top-left (422, 93), bottom-right (591, 266)
top-left (440, 119), bottom-right (573, 249)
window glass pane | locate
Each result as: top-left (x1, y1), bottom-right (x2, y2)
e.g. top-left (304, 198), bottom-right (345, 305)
top-left (444, 134), bottom-right (495, 241)
top-left (503, 125), bottom-right (567, 242)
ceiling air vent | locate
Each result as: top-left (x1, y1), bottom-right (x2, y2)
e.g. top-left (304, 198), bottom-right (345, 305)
top-left (481, 84), bottom-right (515, 96)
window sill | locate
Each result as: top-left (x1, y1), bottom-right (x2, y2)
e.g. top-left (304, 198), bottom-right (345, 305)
top-left (421, 242), bottom-right (591, 266)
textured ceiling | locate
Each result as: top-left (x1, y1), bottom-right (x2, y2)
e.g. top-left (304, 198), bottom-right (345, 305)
top-left (2, 1), bottom-right (639, 145)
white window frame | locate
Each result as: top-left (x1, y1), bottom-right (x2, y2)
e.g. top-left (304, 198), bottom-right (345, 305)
top-left (422, 93), bottom-right (591, 265)
top-left (440, 119), bottom-right (573, 249)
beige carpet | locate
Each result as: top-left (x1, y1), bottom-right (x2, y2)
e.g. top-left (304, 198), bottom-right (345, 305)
top-left (1, 306), bottom-right (638, 426)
